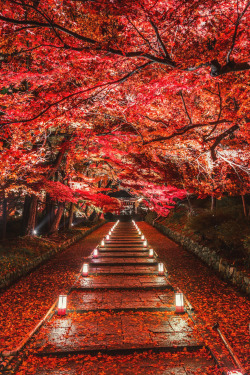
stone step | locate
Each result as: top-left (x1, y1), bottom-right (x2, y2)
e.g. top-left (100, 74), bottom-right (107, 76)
top-left (67, 289), bottom-right (175, 311)
top-left (90, 265), bottom-right (158, 274)
top-left (33, 351), bottom-right (216, 375)
top-left (90, 258), bottom-right (156, 266)
top-left (73, 275), bottom-right (171, 290)
top-left (35, 311), bottom-right (202, 356)
top-left (99, 244), bottom-right (148, 248)
top-left (98, 248), bottom-right (149, 253)
top-left (95, 252), bottom-right (151, 257)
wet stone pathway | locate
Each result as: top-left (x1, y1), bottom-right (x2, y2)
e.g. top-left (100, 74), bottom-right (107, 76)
top-left (18, 221), bottom-right (237, 374)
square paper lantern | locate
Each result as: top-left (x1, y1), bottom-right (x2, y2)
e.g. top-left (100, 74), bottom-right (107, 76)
top-left (106, 235), bottom-right (110, 240)
top-left (143, 240), bottom-right (147, 247)
top-left (101, 239), bottom-right (105, 246)
top-left (141, 235), bottom-right (145, 240)
top-left (175, 291), bottom-right (184, 313)
top-left (149, 249), bottom-right (154, 258)
top-left (82, 263), bottom-right (89, 276)
top-left (93, 248), bottom-right (98, 258)
top-left (158, 263), bottom-right (164, 275)
top-left (58, 295), bottom-right (67, 316)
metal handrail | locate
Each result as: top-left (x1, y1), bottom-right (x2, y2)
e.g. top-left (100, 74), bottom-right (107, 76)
top-left (213, 322), bottom-right (247, 375)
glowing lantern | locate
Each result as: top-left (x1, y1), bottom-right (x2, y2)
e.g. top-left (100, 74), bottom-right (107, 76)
top-left (82, 263), bottom-right (89, 276)
top-left (175, 290), bottom-right (184, 313)
top-left (109, 231), bottom-right (112, 235)
top-left (143, 240), bottom-right (147, 247)
top-left (149, 249), bottom-right (154, 258)
top-left (58, 295), bottom-right (67, 316)
top-left (33, 229), bottom-right (37, 235)
top-left (106, 235), bottom-right (110, 240)
top-left (101, 239), bottom-right (105, 246)
top-left (138, 231), bottom-right (141, 235)
top-left (158, 263), bottom-right (164, 275)
top-left (141, 235), bottom-right (145, 240)
top-left (93, 248), bottom-right (98, 258)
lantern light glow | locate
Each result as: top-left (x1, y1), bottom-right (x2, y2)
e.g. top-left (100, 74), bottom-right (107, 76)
top-left (149, 249), bottom-right (154, 258)
top-left (58, 295), bottom-right (67, 316)
top-left (82, 263), bottom-right (89, 276)
top-left (93, 248), bottom-right (98, 258)
top-left (175, 291), bottom-right (184, 313)
top-left (101, 240), bottom-right (105, 246)
top-left (143, 240), bottom-right (147, 247)
top-left (141, 235), bottom-right (145, 240)
top-left (158, 263), bottom-right (164, 275)
top-left (106, 235), bottom-right (110, 240)
top-left (227, 371), bottom-right (244, 375)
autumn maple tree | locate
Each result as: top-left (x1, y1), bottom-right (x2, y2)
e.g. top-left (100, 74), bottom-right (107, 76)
top-left (0, 0), bottom-right (249, 237)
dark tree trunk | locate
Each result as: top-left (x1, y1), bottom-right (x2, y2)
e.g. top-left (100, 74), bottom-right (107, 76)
top-left (241, 195), bottom-right (248, 217)
top-left (45, 193), bottom-right (54, 231)
top-left (21, 195), bottom-right (31, 235)
top-left (1, 194), bottom-right (7, 240)
top-left (25, 194), bottom-right (38, 236)
top-left (62, 203), bottom-right (66, 229)
top-left (49, 202), bottom-right (64, 234)
top-left (68, 203), bottom-right (74, 229)
top-left (89, 209), bottom-right (97, 222)
top-left (211, 196), bottom-right (216, 212)
top-left (22, 195), bottom-right (40, 235)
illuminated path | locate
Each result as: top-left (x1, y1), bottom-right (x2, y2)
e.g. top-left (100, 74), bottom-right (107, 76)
top-left (3, 221), bottom-right (247, 374)
top-left (11, 221), bottom-right (242, 375)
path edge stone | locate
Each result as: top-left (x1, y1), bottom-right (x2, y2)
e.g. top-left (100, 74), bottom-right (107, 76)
top-left (0, 220), bottom-right (106, 291)
top-left (145, 217), bottom-right (250, 296)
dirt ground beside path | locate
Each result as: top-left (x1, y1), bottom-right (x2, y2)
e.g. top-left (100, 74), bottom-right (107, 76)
top-left (138, 222), bottom-right (250, 373)
top-left (0, 223), bottom-right (113, 352)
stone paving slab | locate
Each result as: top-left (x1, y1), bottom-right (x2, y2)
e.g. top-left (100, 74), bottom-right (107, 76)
top-left (67, 290), bottom-right (175, 310)
top-left (90, 265), bottom-right (158, 274)
top-left (73, 275), bottom-right (169, 289)
top-left (98, 247), bottom-right (149, 252)
top-left (99, 244), bottom-right (147, 248)
top-left (90, 258), bottom-right (156, 265)
top-left (95, 252), bottom-right (150, 257)
top-left (35, 311), bottom-right (201, 355)
top-left (28, 350), bottom-right (215, 375)
top-left (105, 241), bottom-right (143, 245)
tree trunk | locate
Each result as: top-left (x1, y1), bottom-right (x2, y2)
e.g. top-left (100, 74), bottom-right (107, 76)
top-left (1, 193), bottom-right (7, 240)
top-left (21, 195), bottom-right (31, 235)
top-left (25, 194), bottom-right (38, 236)
top-left (241, 195), bottom-right (247, 217)
top-left (45, 193), bottom-right (54, 231)
top-left (211, 196), bottom-right (216, 212)
top-left (68, 203), bottom-right (74, 229)
top-left (186, 194), bottom-right (194, 215)
top-left (49, 202), bottom-right (64, 234)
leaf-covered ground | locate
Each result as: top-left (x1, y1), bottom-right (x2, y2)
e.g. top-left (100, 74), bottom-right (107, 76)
top-left (15, 349), bottom-right (221, 375)
top-left (0, 223), bottom-right (112, 352)
top-left (138, 222), bottom-right (250, 373)
top-left (0, 225), bottom-right (99, 280)
top-left (1, 222), bottom-right (249, 374)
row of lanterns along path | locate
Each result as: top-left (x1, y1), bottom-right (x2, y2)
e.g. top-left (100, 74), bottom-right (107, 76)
top-left (16, 221), bottom-right (241, 374)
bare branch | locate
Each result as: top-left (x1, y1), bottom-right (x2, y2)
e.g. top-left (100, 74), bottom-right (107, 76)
top-left (180, 91), bottom-right (192, 124)
top-left (210, 124), bottom-right (239, 161)
top-left (0, 62), bottom-right (153, 127)
top-left (143, 119), bottom-right (232, 145)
